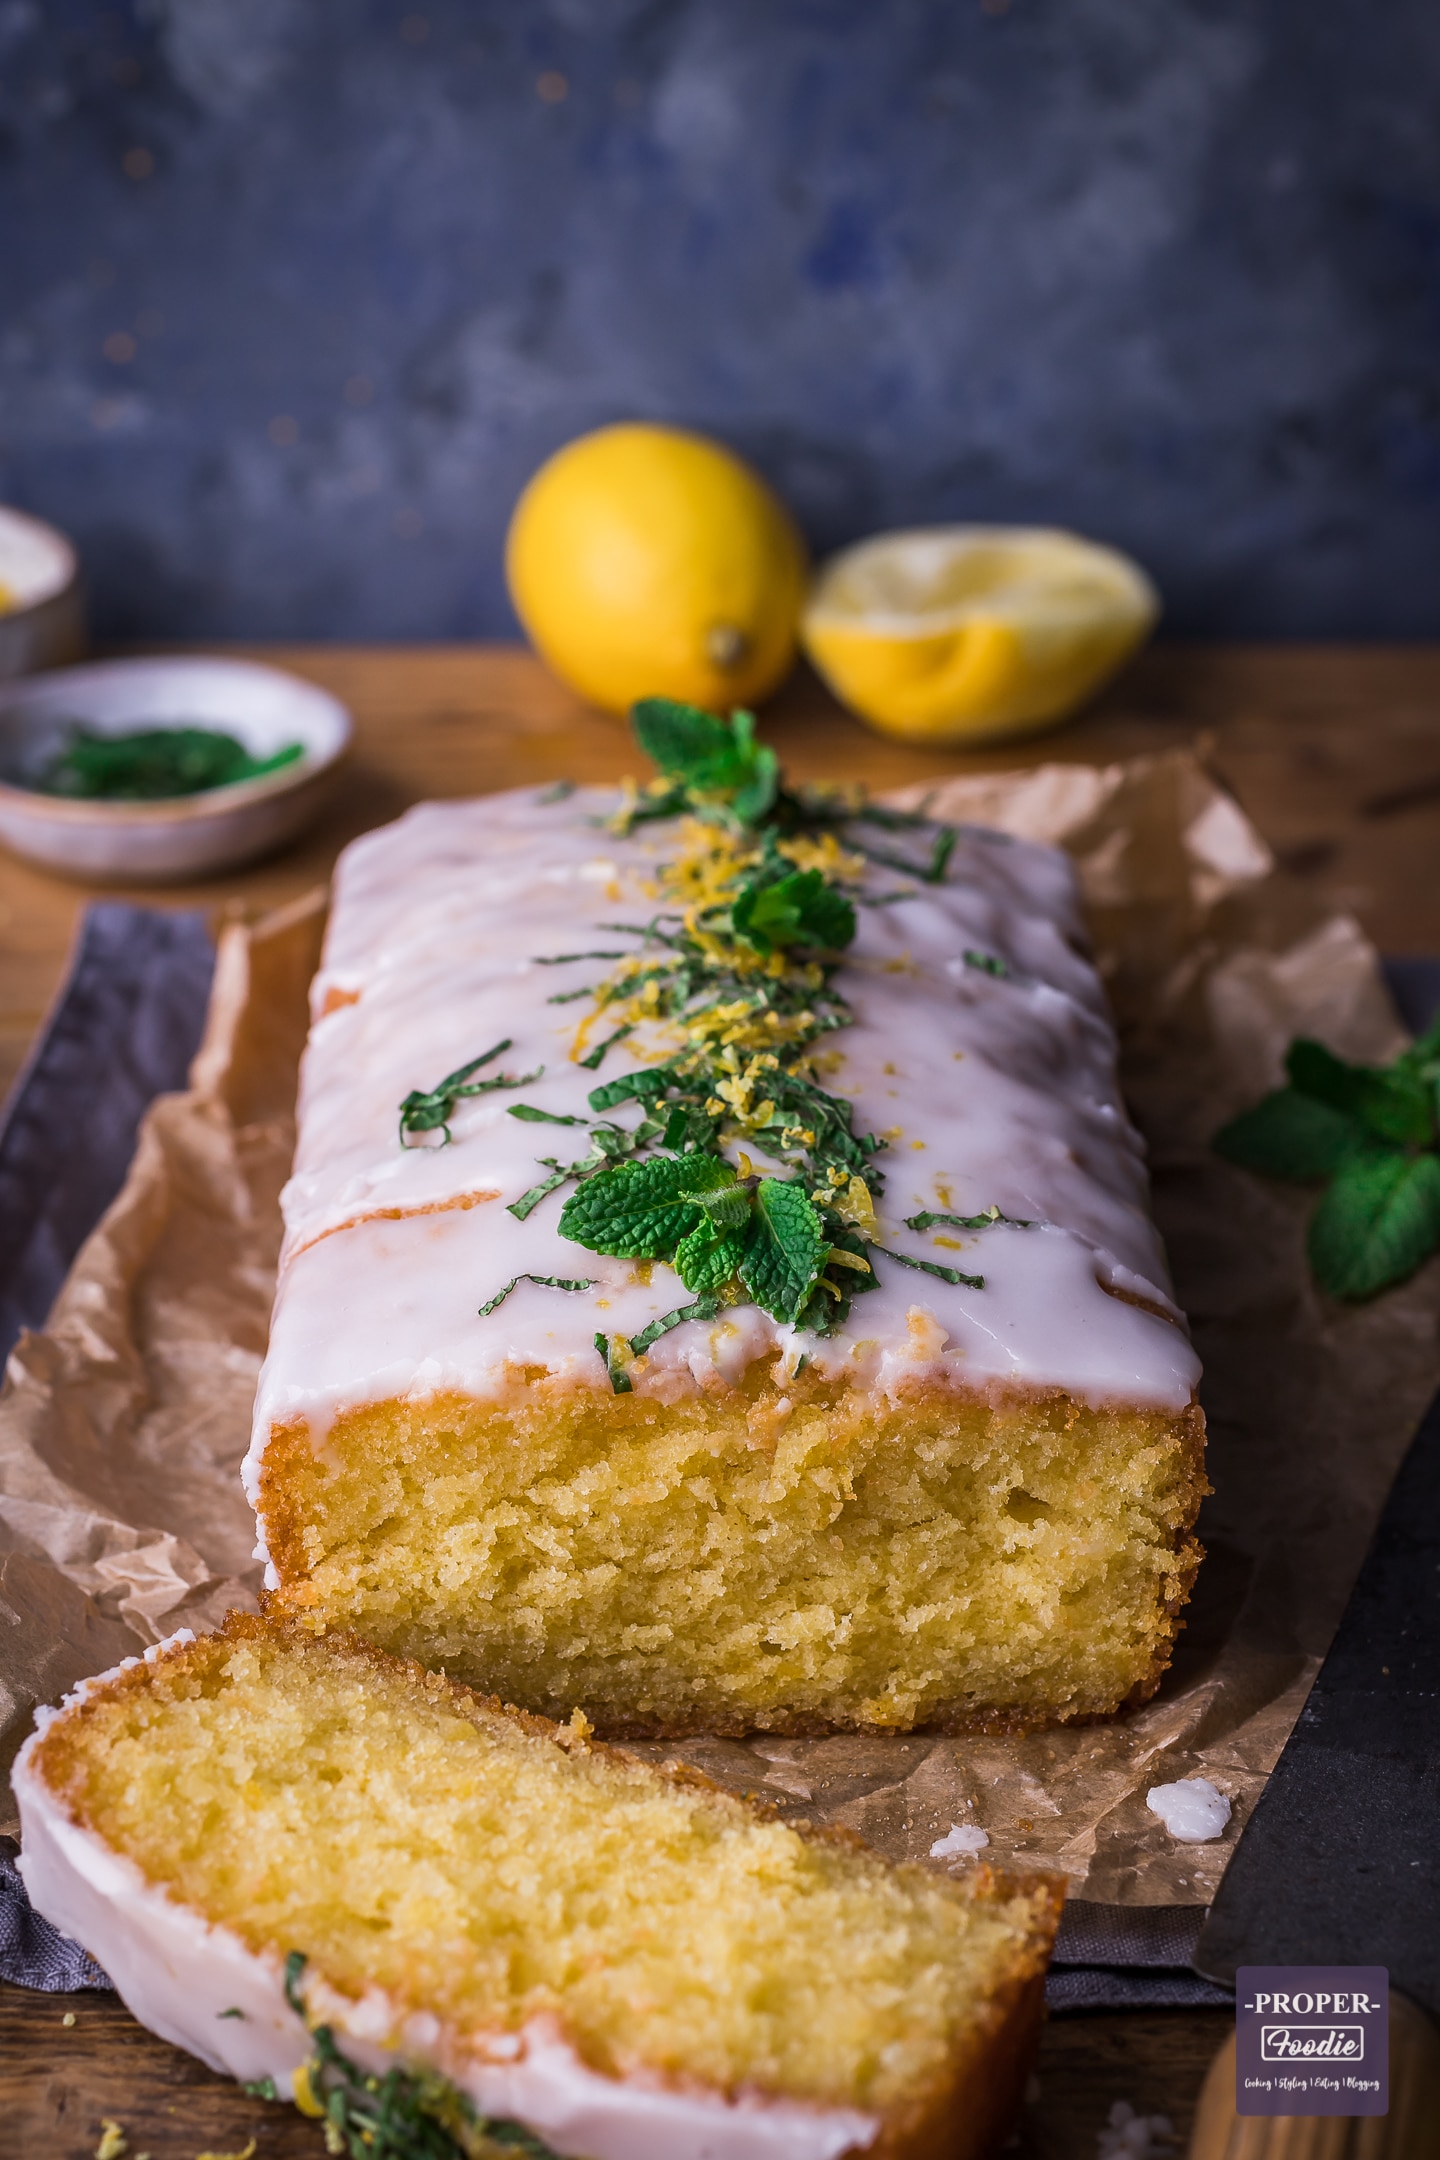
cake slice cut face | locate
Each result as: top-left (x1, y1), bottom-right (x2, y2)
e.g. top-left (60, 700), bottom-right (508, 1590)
top-left (247, 754), bottom-right (1206, 1734)
top-left (17, 1618), bottom-right (1064, 2160)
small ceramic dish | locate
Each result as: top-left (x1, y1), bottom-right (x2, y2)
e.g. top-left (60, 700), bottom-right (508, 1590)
top-left (0, 503), bottom-right (86, 679)
top-left (0, 655), bottom-right (353, 884)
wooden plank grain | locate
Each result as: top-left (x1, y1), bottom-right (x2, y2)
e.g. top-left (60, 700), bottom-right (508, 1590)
top-left (0, 1980), bottom-right (1232, 2159)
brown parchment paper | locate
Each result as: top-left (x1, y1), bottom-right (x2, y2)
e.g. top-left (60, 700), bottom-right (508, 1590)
top-left (3, 752), bottom-right (1438, 1905)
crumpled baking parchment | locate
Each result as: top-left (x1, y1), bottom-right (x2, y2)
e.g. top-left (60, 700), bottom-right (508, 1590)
top-left (2, 752), bottom-right (1436, 1904)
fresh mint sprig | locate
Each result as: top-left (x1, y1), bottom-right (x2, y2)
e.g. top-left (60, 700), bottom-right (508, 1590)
top-left (1215, 1020), bottom-right (1440, 1299)
top-left (630, 697), bottom-right (779, 826)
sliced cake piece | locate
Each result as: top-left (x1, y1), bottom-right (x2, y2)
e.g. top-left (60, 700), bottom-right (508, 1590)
top-left (17, 1616), bottom-right (1062, 2160)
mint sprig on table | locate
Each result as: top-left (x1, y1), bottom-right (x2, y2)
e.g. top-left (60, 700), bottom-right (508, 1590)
top-left (405, 699), bottom-right (1018, 1366)
top-left (1214, 1022), bottom-right (1440, 1299)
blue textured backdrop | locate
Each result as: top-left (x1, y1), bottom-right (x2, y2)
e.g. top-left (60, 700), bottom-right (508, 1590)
top-left (3, 0), bottom-right (1439, 642)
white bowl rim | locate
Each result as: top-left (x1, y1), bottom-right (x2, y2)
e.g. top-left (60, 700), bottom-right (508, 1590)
top-left (0, 653), bottom-right (353, 825)
top-left (0, 503), bottom-right (79, 612)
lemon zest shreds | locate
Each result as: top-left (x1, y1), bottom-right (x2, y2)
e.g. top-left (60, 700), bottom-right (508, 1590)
top-left (292, 2062), bottom-right (326, 2116)
top-left (777, 830), bottom-right (868, 881)
top-left (95, 2126), bottom-right (128, 2160)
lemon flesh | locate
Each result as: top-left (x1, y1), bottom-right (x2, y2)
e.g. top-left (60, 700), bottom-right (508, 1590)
top-left (801, 526), bottom-right (1158, 745)
top-left (506, 423), bottom-right (807, 714)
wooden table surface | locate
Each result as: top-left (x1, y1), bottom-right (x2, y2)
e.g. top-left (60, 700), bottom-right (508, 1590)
top-left (4, 640), bottom-right (1440, 2156)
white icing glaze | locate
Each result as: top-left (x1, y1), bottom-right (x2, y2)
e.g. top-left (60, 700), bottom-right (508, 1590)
top-left (247, 786), bottom-right (1198, 1496)
top-left (15, 1704), bottom-right (877, 2160)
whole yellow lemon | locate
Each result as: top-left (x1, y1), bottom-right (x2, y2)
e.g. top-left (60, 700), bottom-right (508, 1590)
top-left (801, 526), bottom-right (1158, 745)
top-left (505, 424), bottom-right (807, 713)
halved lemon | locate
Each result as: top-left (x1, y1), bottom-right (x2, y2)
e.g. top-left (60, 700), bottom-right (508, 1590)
top-left (801, 526), bottom-right (1158, 745)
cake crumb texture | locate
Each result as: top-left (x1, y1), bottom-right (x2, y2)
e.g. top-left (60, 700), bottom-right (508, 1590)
top-left (259, 1376), bottom-right (1206, 1734)
top-left (33, 1618), bottom-right (1062, 2125)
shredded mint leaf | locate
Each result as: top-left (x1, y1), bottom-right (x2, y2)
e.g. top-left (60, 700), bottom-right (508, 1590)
top-left (1287, 1038), bottom-right (1435, 1150)
top-left (508, 1165), bottom-right (573, 1221)
top-left (560, 1151), bottom-right (737, 1259)
top-left (904, 1207), bottom-right (1033, 1232)
top-left (479, 1273), bottom-right (594, 1317)
top-left (537, 780), bottom-right (576, 803)
top-left (595, 1331), bottom-right (633, 1393)
top-left (629, 1296), bottom-right (720, 1355)
top-left (282, 1950), bottom-right (560, 2158)
top-left (507, 1104), bottom-right (589, 1126)
top-left (588, 1066), bottom-right (673, 1113)
top-left (1213, 1086), bottom-right (1374, 1181)
top-left (963, 949), bottom-right (1009, 979)
top-left (399, 1042), bottom-right (544, 1146)
top-left (850, 822), bottom-right (957, 884)
top-left (578, 1023), bottom-right (635, 1071)
top-left (535, 949), bottom-right (627, 966)
top-left (242, 2074), bottom-right (279, 2100)
top-left (886, 1248), bottom-right (985, 1290)
top-left (1307, 1150), bottom-right (1440, 1300)
top-left (738, 1179), bottom-right (828, 1322)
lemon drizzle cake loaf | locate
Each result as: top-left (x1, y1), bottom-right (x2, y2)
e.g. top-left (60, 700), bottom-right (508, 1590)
top-left (247, 705), bottom-right (1205, 1735)
top-left (16, 1618), bottom-right (1063, 2160)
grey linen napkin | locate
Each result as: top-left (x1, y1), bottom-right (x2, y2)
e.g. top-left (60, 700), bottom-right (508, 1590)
top-left (12, 915), bottom-right (1432, 2008)
top-left (0, 900), bottom-right (213, 1363)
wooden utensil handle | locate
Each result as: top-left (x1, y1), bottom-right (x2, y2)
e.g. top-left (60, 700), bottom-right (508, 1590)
top-left (1187, 1993), bottom-right (1440, 2158)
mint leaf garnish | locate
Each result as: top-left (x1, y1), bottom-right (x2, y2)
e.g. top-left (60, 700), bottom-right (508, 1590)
top-left (732, 867), bottom-right (856, 955)
top-left (674, 1222), bottom-right (748, 1296)
top-left (1213, 1087), bottom-right (1371, 1181)
top-left (1307, 1150), bottom-right (1440, 1300)
top-left (740, 1178), bottom-right (828, 1321)
top-left (507, 1104), bottom-right (589, 1126)
top-left (559, 1151), bottom-right (737, 1258)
